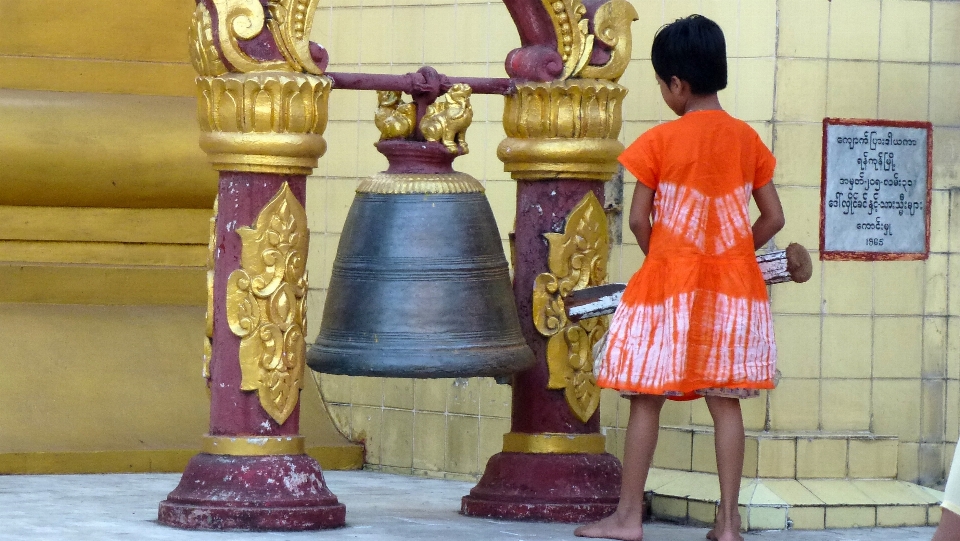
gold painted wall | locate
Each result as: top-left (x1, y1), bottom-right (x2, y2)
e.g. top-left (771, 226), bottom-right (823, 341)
top-left (0, 0), bottom-right (360, 471)
top-left (308, 0), bottom-right (960, 487)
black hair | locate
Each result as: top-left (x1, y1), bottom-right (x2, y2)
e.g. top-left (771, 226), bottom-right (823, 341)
top-left (651, 14), bottom-right (727, 95)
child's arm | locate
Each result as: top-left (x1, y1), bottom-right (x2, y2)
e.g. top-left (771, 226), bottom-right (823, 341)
top-left (752, 182), bottom-right (785, 249)
top-left (628, 184), bottom-right (655, 255)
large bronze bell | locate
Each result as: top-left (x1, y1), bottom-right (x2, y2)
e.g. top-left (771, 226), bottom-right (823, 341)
top-left (308, 139), bottom-right (535, 378)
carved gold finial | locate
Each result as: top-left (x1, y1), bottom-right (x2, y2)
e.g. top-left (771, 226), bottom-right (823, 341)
top-left (196, 72), bottom-right (331, 175)
top-left (421, 83), bottom-right (473, 154)
top-left (578, 0), bottom-right (639, 82)
top-left (375, 91), bottom-right (418, 141)
top-left (532, 192), bottom-right (609, 423)
top-left (542, 0), bottom-right (637, 81)
top-left (226, 182), bottom-right (308, 425)
top-left (499, 80), bottom-right (627, 181)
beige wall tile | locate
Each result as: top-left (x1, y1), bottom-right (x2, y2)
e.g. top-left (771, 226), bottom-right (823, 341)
top-left (878, 63), bottom-right (929, 121)
top-left (322, 233), bottom-right (340, 287)
top-left (823, 262), bottom-right (872, 315)
top-left (775, 59), bottom-right (828, 122)
top-left (737, 0), bottom-right (777, 57)
top-left (478, 416), bottom-right (509, 464)
top-left (487, 6), bottom-right (521, 66)
top-left (736, 58), bottom-right (775, 121)
top-left (768, 378), bottom-right (820, 431)
top-left (325, 8), bottom-right (362, 65)
top-left (757, 438), bottom-right (797, 478)
top-left (413, 411), bottom-right (446, 471)
top-left (778, 0), bottom-right (829, 58)
top-left (849, 439), bottom-right (899, 479)
top-left (919, 442), bottom-right (945, 485)
top-left (922, 379), bottom-right (946, 443)
top-left (600, 388), bottom-right (620, 428)
top-left (923, 317), bottom-right (948, 379)
top-left (324, 122), bottom-right (360, 178)
top-left (383, 379), bottom-right (414, 410)
top-left (605, 427), bottom-right (626, 460)
top-left (826, 60), bottom-right (880, 119)
top-left (327, 403), bottom-right (353, 439)
top-left (352, 405), bottom-right (383, 464)
top-left (447, 377), bottom-right (481, 415)
top-left (692, 431), bottom-right (718, 474)
top-left (453, 4), bottom-right (489, 63)
top-left (663, 0), bottom-right (702, 27)
top-left (898, 441), bottom-right (921, 483)
top-left (930, 191), bottom-right (949, 253)
top-left (879, 0), bottom-right (931, 63)
top-left (930, 66), bottom-right (960, 127)
top-left (925, 260), bottom-right (948, 318)
top-left (770, 258), bottom-right (822, 315)
top-left (653, 428), bottom-right (693, 470)
top-left (357, 122), bottom-right (386, 177)
top-left (934, 129), bottom-right (960, 189)
top-left (445, 414), bottom-right (479, 474)
top-left (381, 409), bottom-right (414, 468)
top-left (773, 315), bottom-right (822, 380)
top-left (318, 372), bottom-right (351, 404)
top-left (829, 0), bottom-right (881, 60)
top-left (773, 123), bottom-right (824, 187)
top-left (873, 379), bottom-right (922, 441)
top-left (619, 61), bottom-right (661, 122)
top-left (873, 317), bottom-right (923, 378)
top-left (797, 438), bottom-right (847, 478)
top-left (788, 506), bottom-right (826, 530)
top-left (325, 178), bottom-right (358, 235)
top-left (743, 391), bottom-right (768, 432)
top-left (691, 398), bottom-right (712, 427)
top-left (748, 506), bottom-right (788, 530)
top-left (391, 7), bottom-right (425, 64)
top-left (932, 1), bottom-right (960, 64)
top-left (360, 7), bottom-right (394, 63)
top-left (821, 379), bottom-right (871, 431)
top-left (947, 380), bottom-right (959, 442)
top-left (950, 318), bottom-right (960, 380)
top-left (422, 6), bottom-right (458, 64)
top-left (351, 376), bottom-right (383, 407)
top-left (825, 506), bottom-right (876, 528)
top-left (821, 316), bottom-right (872, 378)
top-left (305, 283), bottom-right (326, 341)
top-left (660, 399), bottom-right (692, 427)
top-left (478, 378), bottom-right (511, 418)
top-left (414, 379), bottom-right (447, 412)
top-left (701, 0), bottom-right (740, 58)
top-left (486, 180), bottom-right (516, 240)
top-left (877, 505), bottom-right (929, 528)
top-left (776, 185), bottom-right (821, 249)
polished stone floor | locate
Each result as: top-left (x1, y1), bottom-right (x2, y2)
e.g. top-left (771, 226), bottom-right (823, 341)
top-left (0, 470), bottom-right (938, 540)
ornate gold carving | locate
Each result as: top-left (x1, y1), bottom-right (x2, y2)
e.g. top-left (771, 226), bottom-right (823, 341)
top-left (375, 91), bottom-right (417, 141)
top-left (203, 200), bottom-right (218, 383)
top-left (197, 72), bottom-right (331, 174)
top-left (190, 3), bottom-right (228, 77)
top-left (357, 172), bottom-right (485, 194)
top-left (266, 0), bottom-right (326, 75)
top-left (225, 183), bottom-right (308, 425)
top-left (542, 0), bottom-right (636, 80)
top-left (499, 80), bottom-right (627, 181)
top-left (532, 192), bottom-right (609, 423)
top-left (502, 432), bottom-right (606, 454)
top-left (202, 435), bottom-right (305, 456)
top-left (578, 0), bottom-right (639, 82)
top-left (207, 0), bottom-right (323, 74)
top-left (421, 83), bottom-right (473, 154)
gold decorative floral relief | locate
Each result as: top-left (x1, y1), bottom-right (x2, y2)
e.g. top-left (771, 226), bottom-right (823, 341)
top-left (540, 0), bottom-right (637, 81)
top-left (578, 0), bottom-right (639, 82)
top-left (190, 3), bottom-right (228, 77)
top-left (225, 183), bottom-right (308, 425)
top-left (203, 199), bottom-right (219, 383)
top-left (532, 192), bottom-right (609, 423)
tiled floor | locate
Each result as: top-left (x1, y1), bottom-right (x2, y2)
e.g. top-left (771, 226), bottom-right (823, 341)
top-left (0, 470), bottom-right (940, 540)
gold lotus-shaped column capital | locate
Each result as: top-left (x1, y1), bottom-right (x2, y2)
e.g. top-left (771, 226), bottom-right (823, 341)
top-left (196, 72), bottom-right (332, 175)
top-left (498, 79), bottom-right (627, 182)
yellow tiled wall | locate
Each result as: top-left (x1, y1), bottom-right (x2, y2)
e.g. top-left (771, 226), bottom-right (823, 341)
top-left (306, 0), bottom-right (960, 486)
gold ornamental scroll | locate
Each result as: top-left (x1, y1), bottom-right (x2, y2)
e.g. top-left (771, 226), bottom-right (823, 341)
top-left (532, 192), bottom-right (610, 423)
top-left (541, 0), bottom-right (638, 81)
top-left (225, 183), bottom-right (309, 425)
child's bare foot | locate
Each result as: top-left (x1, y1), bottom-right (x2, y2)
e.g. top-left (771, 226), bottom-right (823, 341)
top-left (707, 507), bottom-right (743, 541)
top-left (574, 511), bottom-right (644, 541)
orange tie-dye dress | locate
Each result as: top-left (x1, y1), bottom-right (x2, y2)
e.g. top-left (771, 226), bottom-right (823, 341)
top-left (595, 110), bottom-right (777, 400)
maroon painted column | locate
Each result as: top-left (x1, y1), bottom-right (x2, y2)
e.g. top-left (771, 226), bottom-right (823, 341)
top-left (461, 78), bottom-right (632, 520)
top-left (159, 2), bottom-right (344, 530)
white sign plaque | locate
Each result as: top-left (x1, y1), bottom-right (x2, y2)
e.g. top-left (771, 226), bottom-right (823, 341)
top-left (820, 119), bottom-right (931, 261)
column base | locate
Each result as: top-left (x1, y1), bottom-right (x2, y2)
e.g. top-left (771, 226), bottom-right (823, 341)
top-left (158, 453), bottom-right (345, 531)
top-left (461, 451), bottom-right (621, 523)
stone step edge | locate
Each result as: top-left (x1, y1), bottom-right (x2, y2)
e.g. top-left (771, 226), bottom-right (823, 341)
top-left (660, 425), bottom-right (899, 441)
top-left (645, 468), bottom-right (944, 531)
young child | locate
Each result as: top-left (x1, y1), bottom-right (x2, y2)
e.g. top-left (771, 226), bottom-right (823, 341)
top-left (575, 15), bottom-right (784, 541)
